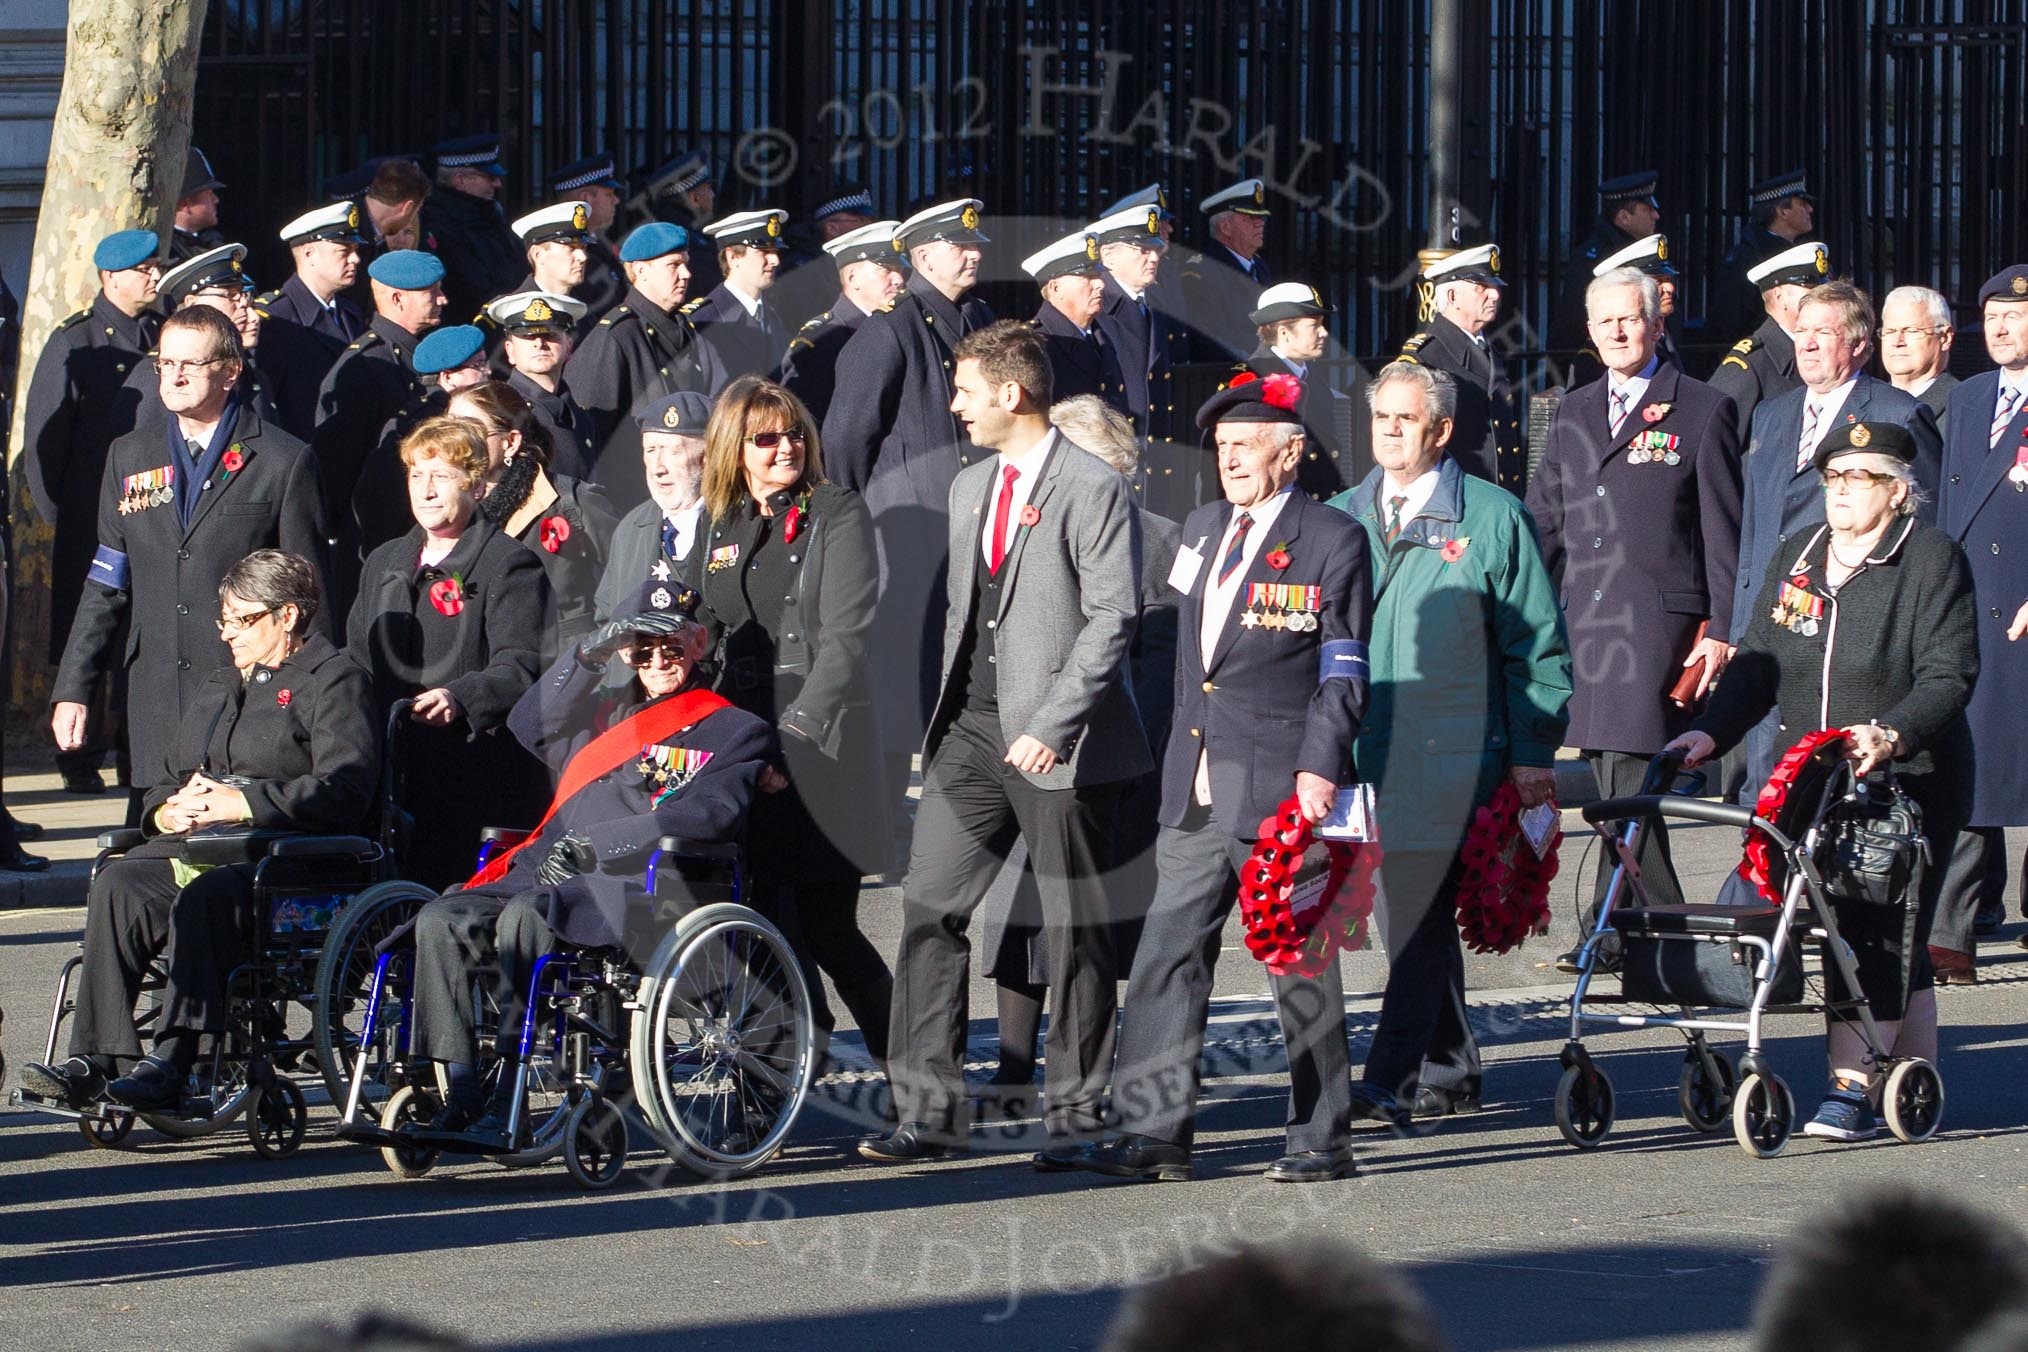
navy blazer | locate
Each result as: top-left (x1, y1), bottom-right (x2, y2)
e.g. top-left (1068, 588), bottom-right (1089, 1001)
top-left (1730, 374), bottom-right (1941, 644)
top-left (1161, 491), bottom-right (1371, 837)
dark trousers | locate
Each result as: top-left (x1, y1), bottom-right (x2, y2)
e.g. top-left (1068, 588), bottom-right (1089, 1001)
top-left (888, 709), bottom-right (1124, 1140)
top-left (1109, 806), bottom-right (1353, 1155)
top-left (1933, 825), bottom-right (2008, 955)
top-left (1362, 849), bottom-right (1481, 1100)
top-left (69, 838), bottom-right (255, 1066)
top-left (410, 890), bottom-right (556, 1066)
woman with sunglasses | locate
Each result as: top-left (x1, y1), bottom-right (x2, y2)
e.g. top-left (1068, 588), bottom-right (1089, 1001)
top-left (349, 416), bottom-right (552, 890)
top-left (1665, 420), bottom-right (1978, 1143)
top-left (22, 550), bottom-right (379, 1112)
top-left (448, 380), bottom-right (619, 654)
top-left (697, 376), bottom-right (895, 1072)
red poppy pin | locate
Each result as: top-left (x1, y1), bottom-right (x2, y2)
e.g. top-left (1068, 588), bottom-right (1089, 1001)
top-left (1264, 542), bottom-right (1292, 571)
top-left (782, 503), bottom-right (803, 544)
top-left (428, 576), bottom-right (464, 617)
top-left (538, 515), bottom-right (571, 553)
top-left (276, 688), bottom-right (292, 707)
top-left (1019, 503), bottom-right (1041, 527)
top-left (1441, 536), bottom-right (1472, 564)
top-left (221, 445), bottom-right (245, 477)
top-left (1640, 403), bottom-right (1670, 424)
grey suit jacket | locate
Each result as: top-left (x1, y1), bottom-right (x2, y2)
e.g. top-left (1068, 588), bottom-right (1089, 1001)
top-left (926, 434), bottom-right (1152, 788)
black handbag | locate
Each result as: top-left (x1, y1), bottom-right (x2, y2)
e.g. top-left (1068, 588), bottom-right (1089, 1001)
top-left (1812, 772), bottom-right (1928, 910)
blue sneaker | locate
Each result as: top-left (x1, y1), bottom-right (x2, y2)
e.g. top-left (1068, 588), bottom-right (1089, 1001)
top-left (1803, 1088), bottom-right (1879, 1142)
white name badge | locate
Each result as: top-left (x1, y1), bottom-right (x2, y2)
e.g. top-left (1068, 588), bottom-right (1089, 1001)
top-left (1316, 783), bottom-right (1379, 842)
top-left (1167, 543), bottom-right (1207, 594)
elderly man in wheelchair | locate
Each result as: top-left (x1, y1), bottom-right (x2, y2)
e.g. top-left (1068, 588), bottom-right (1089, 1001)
top-left (21, 550), bottom-right (380, 1118)
top-left (398, 579), bottom-right (773, 1148)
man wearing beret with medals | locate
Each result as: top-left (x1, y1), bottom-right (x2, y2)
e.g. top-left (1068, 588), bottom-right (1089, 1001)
top-left (1077, 370), bottom-right (1374, 1184)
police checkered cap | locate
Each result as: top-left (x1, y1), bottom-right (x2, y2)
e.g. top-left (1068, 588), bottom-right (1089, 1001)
top-left (1748, 170), bottom-right (1813, 205)
top-left (1597, 169), bottom-right (1659, 204)
top-left (434, 134), bottom-right (506, 174)
top-left (812, 186), bottom-right (875, 220)
top-left (549, 154), bottom-right (623, 194)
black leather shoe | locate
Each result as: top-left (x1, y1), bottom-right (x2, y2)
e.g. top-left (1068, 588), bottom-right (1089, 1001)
top-left (20, 1057), bottom-right (106, 1109)
top-left (1265, 1147), bottom-right (1358, 1183)
top-left (857, 1122), bottom-right (963, 1163)
top-left (1347, 1083), bottom-right (1411, 1129)
top-left (1074, 1134), bottom-right (1193, 1182)
top-left (0, 845), bottom-right (49, 873)
top-left (60, 770), bottom-right (106, 795)
top-left (1031, 1143), bottom-right (1087, 1172)
top-left (1410, 1086), bottom-right (1482, 1119)
top-left (1975, 908), bottom-right (2004, 938)
top-left (106, 1056), bottom-right (184, 1111)
top-left (5, 816), bottom-right (45, 842)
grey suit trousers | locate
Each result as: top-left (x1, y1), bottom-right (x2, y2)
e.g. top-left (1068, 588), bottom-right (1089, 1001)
top-left (411, 890), bottom-right (556, 1066)
top-left (1109, 804), bottom-right (1353, 1155)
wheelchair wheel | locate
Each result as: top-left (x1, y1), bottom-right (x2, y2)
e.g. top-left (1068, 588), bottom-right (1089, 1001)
top-left (631, 904), bottom-right (815, 1179)
top-left (378, 1084), bottom-right (441, 1179)
top-left (79, 1109), bottom-right (137, 1149)
top-left (1884, 1058), bottom-right (1945, 1144)
top-left (1677, 1048), bottom-right (1738, 1133)
top-left (1554, 1063), bottom-right (1614, 1149)
top-left (562, 1095), bottom-right (628, 1189)
top-left (1732, 1072), bottom-right (1796, 1159)
top-left (312, 879), bottom-right (436, 1108)
top-left (142, 1049), bottom-right (254, 1139)
top-left (247, 1077), bottom-right (309, 1159)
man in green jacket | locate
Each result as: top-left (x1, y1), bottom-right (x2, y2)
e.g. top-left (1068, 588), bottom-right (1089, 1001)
top-left (1326, 361), bottom-right (1572, 1122)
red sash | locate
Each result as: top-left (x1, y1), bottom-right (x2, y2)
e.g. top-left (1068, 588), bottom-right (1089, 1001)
top-left (463, 687), bottom-right (733, 890)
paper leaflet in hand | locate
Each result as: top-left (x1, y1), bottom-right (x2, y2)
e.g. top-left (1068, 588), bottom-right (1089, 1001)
top-left (1519, 802), bottom-right (1558, 859)
top-left (1315, 783), bottom-right (1378, 842)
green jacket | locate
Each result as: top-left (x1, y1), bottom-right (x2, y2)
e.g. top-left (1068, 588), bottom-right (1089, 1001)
top-left (1326, 457), bottom-right (1572, 853)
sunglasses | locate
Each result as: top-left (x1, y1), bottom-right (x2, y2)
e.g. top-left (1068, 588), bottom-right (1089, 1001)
top-left (749, 430), bottom-right (807, 450)
top-left (620, 636), bottom-right (689, 665)
top-left (1820, 467), bottom-right (1898, 489)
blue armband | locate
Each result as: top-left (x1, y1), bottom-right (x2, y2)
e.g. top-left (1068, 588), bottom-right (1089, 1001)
top-left (1319, 639), bottom-right (1369, 683)
top-left (88, 546), bottom-right (131, 591)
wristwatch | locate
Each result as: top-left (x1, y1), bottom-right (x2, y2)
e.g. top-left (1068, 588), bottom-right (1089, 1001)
top-left (1868, 720), bottom-right (1901, 750)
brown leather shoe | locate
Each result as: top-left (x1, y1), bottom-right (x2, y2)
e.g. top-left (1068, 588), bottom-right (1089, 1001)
top-left (1929, 945), bottom-right (1978, 985)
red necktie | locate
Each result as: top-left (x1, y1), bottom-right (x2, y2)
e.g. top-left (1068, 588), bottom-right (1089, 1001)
top-left (988, 462), bottom-right (1019, 574)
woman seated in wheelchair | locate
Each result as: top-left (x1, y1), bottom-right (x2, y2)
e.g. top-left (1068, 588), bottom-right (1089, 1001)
top-left (22, 550), bottom-right (379, 1112)
top-left (403, 577), bottom-right (771, 1144)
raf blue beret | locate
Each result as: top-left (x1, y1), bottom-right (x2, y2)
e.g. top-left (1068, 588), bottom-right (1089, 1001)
top-left (93, 230), bottom-right (160, 273)
top-left (620, 221), bottom-right (690, 263)
top-left (413, 325), bottom-right (486, 376)
top-left (367, 249), bottom-right (446, 290)
top-left (634, 390), bottom-right (714, 435)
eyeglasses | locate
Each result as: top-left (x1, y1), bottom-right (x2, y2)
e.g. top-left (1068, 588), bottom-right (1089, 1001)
top-left (216, 607), bottom-right (273, 633)
top-left (1820, 467), bottom-right (1898, 489)
top-left (619, 636), bottom-right (688, 666)
top-left (1878, 326), bottom-right (1947, 340)
top-left (154, 357), bottom-right (228, 376)
top-left (748, 430), bottom-right (807, 450)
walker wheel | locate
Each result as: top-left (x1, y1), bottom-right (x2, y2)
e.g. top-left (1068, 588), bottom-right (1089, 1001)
top-left (1731, 1072), bottom-right (1795, 1158)
top-left (379, 1084), bottom-right (441, 1179)
top-left (1554, 1063), bottom-right (1614, 1149)
top-left (80, 1107), bottom-right (137, 1150)
top-left (1883, 1059), bottom-right (1944, 1143)
top-left (1677, 1050), bottom-right (1738, 1133)
top-left (247, 1077), bottom-right (308, 1159)
top-left (562, 1095), bottom-right (628, 1189)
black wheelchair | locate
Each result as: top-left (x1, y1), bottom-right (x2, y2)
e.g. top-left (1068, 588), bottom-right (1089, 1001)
top-left (10, 701), bottom-right (437, 1158)
top-left (338, 831), bottom-right (817, 1188)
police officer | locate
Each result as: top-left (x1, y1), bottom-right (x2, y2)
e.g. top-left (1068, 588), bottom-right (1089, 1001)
top-left (685, 209), bottom-right (791, 380)
top-left (1235, 282), bottom-right (1366, 497)
top-left (633, 151), bottom-right (721, 292)
top-left (1397, 244), bottom-right (1523, 488)
top-left (501, 201), bottom-right (598, 342)
top-left (770, 182), bottom-right (878, 331)
top-left (168, 147), bottom-right (227, 263)
top-left (422, 134), bottom-right (525, 321)
top-left (1709, 241), bottom-right (1828, 433)
top-left (1177, 177), bottom-right (1273, 359)
top-left (1022, 227), bottom-right (1128, 414)
top-left (818, 198), bottom-right (995, 809)
top-left (546, 153), bottom-right (629, 323)
top-left (1548, 170), bottom-right (1661, 354)
top-left (51, 305), bottom-right (329, 821)
top-left (566, 221), bottom-right (728, 513)
top-left (315, 249), bottom-right (445, 603)
top-left (1711, 170), bottom-right (1818, 344)
top-left (21, 230), bottom-right (161, 795)
top-left (486, 290), bottom-right (595, 480)
top-left (352, 324), bottom-right (493, 557)
top-left (1092, 202), bottom-right (1197, 521)
top-left (253, 202), bottom-right (370, 440)
top-left (779, 219), bottom-right (906, 424)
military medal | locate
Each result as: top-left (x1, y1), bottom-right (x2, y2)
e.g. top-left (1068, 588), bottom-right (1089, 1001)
top-left (706, 542), bottom-right (741, 573)
top-left (1626, 430), bottom-right (1680, 466)
top-left (1628, 448), bottom-right (1650, 465)
top-left (1774, 579), bottom-right (1824, 636)
top-left (2012, 444), bottom-right (2028, 488)
top-left (1248, 582), bottom-right (1320, 633)
top-left (637, 743), bottom-right (713, 798)
top-left (119, 465), bottom-right (174, 515)
top-left (1240, 608), bottom-right (1261, 629)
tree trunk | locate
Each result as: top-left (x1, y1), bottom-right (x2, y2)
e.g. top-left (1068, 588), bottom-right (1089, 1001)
top-left (6, 1), bottom-right (208, 718)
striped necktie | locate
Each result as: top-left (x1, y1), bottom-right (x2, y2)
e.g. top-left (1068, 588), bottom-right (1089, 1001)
top-left (1383, 494), bottom-right (1409, 544)
top-left (1608, 386), bottom-right (1630, 438)
top-left (1218, 511), bottom-right (1253, 584)
top-left (1796, 399), bottom-right (1823, 472)
top-left (1994, 384), bottom-right (2024, 449)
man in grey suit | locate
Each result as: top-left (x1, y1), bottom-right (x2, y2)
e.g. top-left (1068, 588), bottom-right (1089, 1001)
top-left (861, 321), bottom-right (1150, 1164)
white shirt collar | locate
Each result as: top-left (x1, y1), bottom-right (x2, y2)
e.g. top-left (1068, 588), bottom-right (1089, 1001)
top-left (1807, 376), bottom-right (1860, 423)
top-left (1270, 347), bottom-right (1307, 379)
top-left (979, 429), bottom-right (1058, 562)
top-left (1606, 353), bottom-right (1662, 410)
top-left (723, 281), bottom-right (763, 318)
top-left (1378, 466), bottom-right (1443, 528)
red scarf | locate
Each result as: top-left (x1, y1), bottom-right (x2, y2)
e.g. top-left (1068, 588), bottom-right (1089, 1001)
top-left (463, 686), bottom-right (732, 889)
